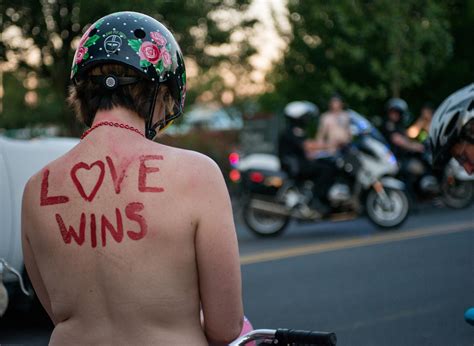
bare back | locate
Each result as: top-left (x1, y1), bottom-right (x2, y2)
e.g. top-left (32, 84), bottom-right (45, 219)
top-left (21, 129), bottom-right (243, 344)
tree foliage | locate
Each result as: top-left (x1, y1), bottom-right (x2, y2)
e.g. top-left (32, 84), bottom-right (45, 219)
top-left (2, 0), bottom-right (474, 132)
top-left (261, 0), bottom-right (453, 117)
top-left (1, 0), bottom-right (256, 132)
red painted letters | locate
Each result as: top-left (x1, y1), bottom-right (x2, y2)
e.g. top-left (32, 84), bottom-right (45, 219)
top-left (138, 155), bottom-right (164, 193)
top-left (70, 160), bottom-right (105, 202)
top-left (90, 213), bottom-right (97, 248)
top-left (55, 202), bottom-right (147, 247)
top-left (125, 202), bottom-right (148, 240)
top-left (47, 155), bottom-right (160, 246)
top-left (40, 169), bottom-right (69, 206)
top-left (56, 213), bottom-right (86, 245)
top-left (106, 156), bottom-right (128, 194)
top-left (101, 208), bottom-right (124, 247)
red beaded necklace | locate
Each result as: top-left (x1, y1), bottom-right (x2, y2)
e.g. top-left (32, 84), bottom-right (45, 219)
top-left (80, 121), bottom-right (145, 140)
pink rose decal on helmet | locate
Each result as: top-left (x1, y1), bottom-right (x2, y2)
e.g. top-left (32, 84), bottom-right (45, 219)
top-left (150, 31), bottom-right (167, 46)
top-left (139, 41), bottom-right (161, 64)
top-left (79, 26), bottom-right (93, 47)
top-left (75, 46), bottom-right (88, 64)
top-left (161, 49), bottom-right (172, 67)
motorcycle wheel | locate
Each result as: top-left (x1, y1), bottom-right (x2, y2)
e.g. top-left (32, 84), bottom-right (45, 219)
top-left (441, 179), bottom-right (474, 209)
top-left (366, 187), bottom-right (409, 229)
top-left (243, 202), bottom-right (290, 237)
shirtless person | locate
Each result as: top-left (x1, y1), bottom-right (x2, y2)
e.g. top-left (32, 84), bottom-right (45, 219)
top-left (314, 94), bottom-right (352, 154)
top-left (21, 12), bottom-right (243, 345)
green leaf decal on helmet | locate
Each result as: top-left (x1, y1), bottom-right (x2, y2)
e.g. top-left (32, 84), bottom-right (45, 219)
top-left (128, 39), bottom-right (141, 51)
top-left (83, 35), bottom-right (100, 48)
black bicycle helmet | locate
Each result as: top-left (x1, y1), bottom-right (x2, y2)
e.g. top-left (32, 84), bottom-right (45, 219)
top-left (70, 11), bottom-right (186, 139)
top-left (429, 83), bottom-right (474, 169)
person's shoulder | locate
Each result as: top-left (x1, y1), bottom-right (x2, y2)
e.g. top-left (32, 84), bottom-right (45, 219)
top-left (154, 143), bottom-right (219, 169)
top-left (320, 112), bottom-right (333, 124)
top-left (320, 112), bottom-right (331, 119)
top-left (23, 147), bottom-right (74, 197)
top-left (21, 151), bottom-right (69, 221)
top-left (153, 143), bottom-right (224, 188)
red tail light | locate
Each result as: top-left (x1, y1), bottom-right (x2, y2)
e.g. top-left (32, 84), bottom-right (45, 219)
top-left (229, 152), bottom-right (240, 167)
top-left (229, 169), bottom-right (241, 182)
top-left (249, 171), bottom-right (265, 183)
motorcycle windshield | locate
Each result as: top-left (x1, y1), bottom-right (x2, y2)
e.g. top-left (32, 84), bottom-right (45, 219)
top-left (349, 110), bottom-right (389, 147)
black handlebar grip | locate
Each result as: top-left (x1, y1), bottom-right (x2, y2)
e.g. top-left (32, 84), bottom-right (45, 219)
top-left (274, 328), bottom-right (337, 346)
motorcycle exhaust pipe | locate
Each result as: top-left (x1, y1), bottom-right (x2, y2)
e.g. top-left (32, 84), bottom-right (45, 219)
top-left (249, 199), bottom-right (291, 216)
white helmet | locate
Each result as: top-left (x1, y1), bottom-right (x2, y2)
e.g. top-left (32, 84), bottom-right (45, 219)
top-left (429, 83), bottom-right (474, 168)
top-left (284, 101), bottom-right (319, 120)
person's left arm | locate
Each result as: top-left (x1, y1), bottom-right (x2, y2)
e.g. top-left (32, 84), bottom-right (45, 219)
top-left (21, 178), bottom-right (57, 324)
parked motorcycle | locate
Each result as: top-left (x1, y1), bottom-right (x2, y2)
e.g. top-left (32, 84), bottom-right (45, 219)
top-left (233, 112), bottom-right (410, 237)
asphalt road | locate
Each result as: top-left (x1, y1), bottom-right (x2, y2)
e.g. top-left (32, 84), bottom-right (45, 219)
top-left (238, 204), bottom-right (474, 346)
top-left (1, 204), bottom-right (473, 345)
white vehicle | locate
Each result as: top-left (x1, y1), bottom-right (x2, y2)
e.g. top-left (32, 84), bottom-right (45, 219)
top-left (0, 136), bottom-right (78, 315)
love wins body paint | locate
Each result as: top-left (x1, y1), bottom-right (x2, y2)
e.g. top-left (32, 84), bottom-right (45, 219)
top-left (40, 155), bottom-right (162, 247)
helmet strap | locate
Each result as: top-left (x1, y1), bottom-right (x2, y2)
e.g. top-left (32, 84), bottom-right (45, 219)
top-left (145, 84), bottom-right (161, 140)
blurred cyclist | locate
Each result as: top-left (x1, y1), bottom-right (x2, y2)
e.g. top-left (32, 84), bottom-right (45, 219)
top-left (430, 84), bottom-right (474, 328)
top-left (430, 83), bottom-right (474, 175)
top-left (279, 101), bottom-right (336, 214)
top-left (21, 11), bottom-right (243, 345)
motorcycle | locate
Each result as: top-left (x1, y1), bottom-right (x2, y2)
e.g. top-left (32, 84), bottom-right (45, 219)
top-left (233, 111), bottom-right (410, 237)
top-left (398, 143), bottom-right (474, 209)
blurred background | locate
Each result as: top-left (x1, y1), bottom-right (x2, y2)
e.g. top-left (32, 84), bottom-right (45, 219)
top-left (2, 0), bottom-right (473, 151)
top-left (1, 0), bottom-right (473, 345)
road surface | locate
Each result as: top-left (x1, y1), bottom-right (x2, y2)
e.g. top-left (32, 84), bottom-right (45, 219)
top-left (1, 204), bottom-right (473, 345)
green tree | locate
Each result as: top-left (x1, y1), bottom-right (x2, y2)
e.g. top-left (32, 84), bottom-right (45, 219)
top-left (261, 0), bottom-right (452, 117)
top-left (404, 0), bottom-right (474, 113)
top-left (1, 0), bottom-right (256, 133)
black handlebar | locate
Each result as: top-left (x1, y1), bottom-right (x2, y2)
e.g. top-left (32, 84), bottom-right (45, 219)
top-left (274, 328), bottom-right (337, 346)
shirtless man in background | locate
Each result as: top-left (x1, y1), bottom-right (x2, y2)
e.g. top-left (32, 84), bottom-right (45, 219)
top-left (314, 94), bottom-right (352, 154)
top-left (21, 12), bottom-right (243, 345)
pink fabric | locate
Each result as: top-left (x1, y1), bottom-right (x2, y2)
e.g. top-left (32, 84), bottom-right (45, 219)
top-left (234, 316), bottom-right (255, 346)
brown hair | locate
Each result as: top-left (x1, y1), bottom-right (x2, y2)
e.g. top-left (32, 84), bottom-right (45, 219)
top-left (68, 63), bottom-right (173, 126)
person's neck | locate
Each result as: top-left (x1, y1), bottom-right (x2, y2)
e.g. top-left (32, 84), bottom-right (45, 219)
top-left (92, 108), bottom-right (146, 132)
